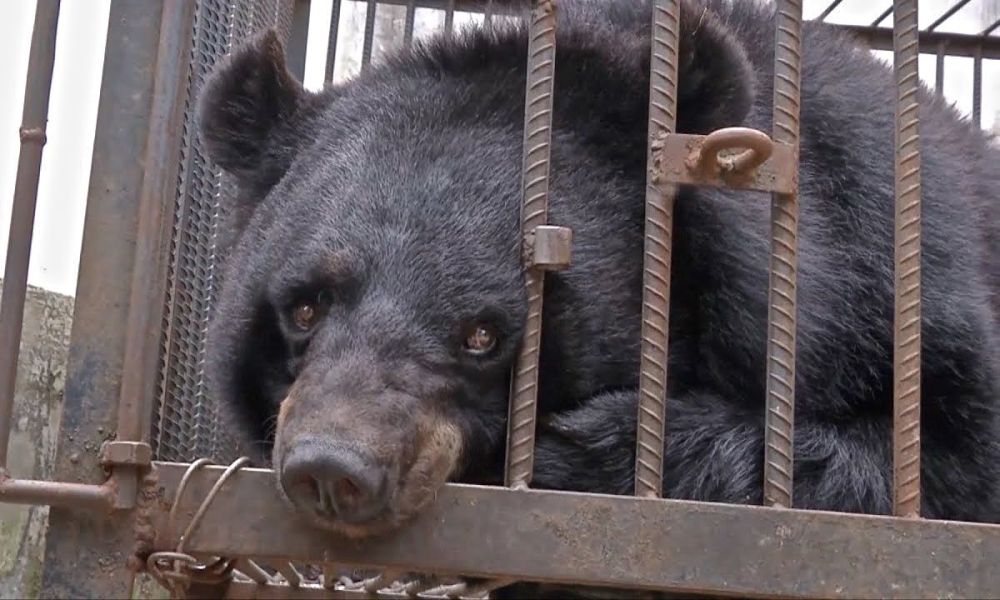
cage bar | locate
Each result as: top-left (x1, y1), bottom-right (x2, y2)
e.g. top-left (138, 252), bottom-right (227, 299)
top-left (872, 6), bottom-right (891, 27)
top-left (485, 0), bottom-right (494, 30)
top-left (935, 43), bottom-right (945, 96)
top-left (445, 0), bottom-right (456, 36)
top-left (504, 0), bottom-right (557, 489)
top-left (362, 1), bottom-right (378, 70)
top-left (404, 0), bottom-right (416, 46)
top-left (891, 0), bottom-right (922, 519)
top-left (325, 0), bottom-right (342, 82)
top-left (927, 0), bottom-right (972, 31)
top-left (633, 0), bottom-right (681, 499)
top-left (840, 26), bottom-right (1000, 59)
top-left (985, 18), bottom-right (1000, 35)
top-left (153, 463), bottom-right (1000, 599)
top-left (762, 0), bottom-right (803, 509)
top-left (972, 45), bottom-right (982, 127)
top-left (817, 0), bottom-right (844, 21)
top-left (0, 0), bottom-right (61, 468)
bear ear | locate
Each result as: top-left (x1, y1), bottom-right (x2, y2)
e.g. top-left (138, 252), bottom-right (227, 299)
top-left (674, 1), bottom-right (756, 133)
top-left (198, 29), bottom-right (314, 192)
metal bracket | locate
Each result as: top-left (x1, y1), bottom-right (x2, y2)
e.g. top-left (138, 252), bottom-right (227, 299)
top-left (525, 225), bottom-right (573, 271)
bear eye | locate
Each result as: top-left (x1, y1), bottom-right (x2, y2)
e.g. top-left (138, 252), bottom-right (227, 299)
top-left (463, 324), bottom-right (498, 356)
top-left (291, 302), bottom-right (318, 332)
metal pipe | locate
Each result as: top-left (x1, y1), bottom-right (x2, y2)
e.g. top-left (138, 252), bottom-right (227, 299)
top-left (984, 17), bottom-right (1000, 35)
top-left (634, 0), bottom-right (680, 499)
top-left (839, 25), bottom-right (1000, 59)
top-left (891, 0), bottom-right (922, 519)
top-left (325, 0), bottom-right (342, 83)
top-left (0, 473), bottom-right (113, 511)
top-left (927, 0), bottom-right (972, 32)
top-left (0, 0), bottom-right (61, 469)
top-left (763, 0), bottom-right (803, 509)
top-left (361, 0), bottom-right (377, 71)
top-left (504, 0), bottom-right (557, 489)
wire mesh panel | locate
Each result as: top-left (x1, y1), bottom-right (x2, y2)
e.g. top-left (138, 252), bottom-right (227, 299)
top-left (153, 0), bottom-right (297, 463)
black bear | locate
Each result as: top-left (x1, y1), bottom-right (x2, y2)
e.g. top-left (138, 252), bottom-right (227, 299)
top-left (198, 0), bottom-right (1000, 549)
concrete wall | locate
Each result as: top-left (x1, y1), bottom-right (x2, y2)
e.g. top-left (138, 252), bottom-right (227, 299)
top-left (0, 280), bottom-right (73, 599)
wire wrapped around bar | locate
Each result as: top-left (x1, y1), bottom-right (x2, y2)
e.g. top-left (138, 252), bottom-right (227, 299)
top-left (504, 0), bottom-right (558, 489)
top-left (762, 0), bottom-right (802, 509)
top-left (147, 457), bottom-right (250, 598)
top-left (891, 0), bottom-right (922, 519)
top-left (634, 0), bottom-right (681, 498)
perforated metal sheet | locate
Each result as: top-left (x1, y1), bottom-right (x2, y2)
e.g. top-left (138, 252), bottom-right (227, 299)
top-left (153, 0), bottom-right (297, 463)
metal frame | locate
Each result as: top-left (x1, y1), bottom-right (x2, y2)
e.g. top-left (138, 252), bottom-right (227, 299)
top-left (1, 0), bottom-right (999, 598)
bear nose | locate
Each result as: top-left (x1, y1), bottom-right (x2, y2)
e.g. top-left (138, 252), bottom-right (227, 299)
top-left (280, 437), bottom-right (388, 524)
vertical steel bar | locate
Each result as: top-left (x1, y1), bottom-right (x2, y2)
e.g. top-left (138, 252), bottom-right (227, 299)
top-left (504, 0), bottom-right (557, 489)
top-left (972, 45), bottom-right (982, 128)
top-left (935, 43), bottom-right (945, 96)
top-left (891, 0), bottom-right (922, 519)
top-left (285, 0), bottom-right (311, 80)
top-left (324, 0), bottom-right (342, 82)
top-left (404, 0), bottom-right (416, 46)
top-left (0, 0), bottom-right (61, 469)
top-left (445, 0), bottom-right (456, 37)
top-left (633, 0), bottom-right (680, 499)
top-left (361, 0), bottom-right (377, 71)
top-left (763, 0), bottom-right (803, 509)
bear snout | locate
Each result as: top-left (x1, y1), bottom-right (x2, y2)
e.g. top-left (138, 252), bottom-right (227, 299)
top-left (279, 435), bottom-right (392, 525)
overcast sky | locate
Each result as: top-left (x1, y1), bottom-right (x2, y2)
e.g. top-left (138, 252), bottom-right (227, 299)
top-left (0, 0), bottom-right (997, 297)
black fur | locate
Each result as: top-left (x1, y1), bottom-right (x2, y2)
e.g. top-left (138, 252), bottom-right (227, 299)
top-left (200, 0), bottom-right (1000, 530)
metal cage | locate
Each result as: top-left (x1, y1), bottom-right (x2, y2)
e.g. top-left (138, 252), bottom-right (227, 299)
top-left (1, 0), bottom-right (999, 598)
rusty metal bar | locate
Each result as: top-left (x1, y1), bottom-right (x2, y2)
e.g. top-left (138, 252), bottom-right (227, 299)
top-left (504, 0), bottom-right (557, 489)
top-left (325, 0), bottom-right (342, 82)
top-left (935, 42), bottom-right (945, 95)
top-left (0, 475), bottom-right (113, 511)
top-left (0, 0), bottom-right (61, 469)
top-left (891, 0), bottom-right (922, 519)
top-left (154, 463), bottom-right (1000, 598)
top-left (634, 0), bottom-right (680, 499)
top-left (655, 132), bottom-right (795, 195)
top-left (817, 0), bottom-right (844, 21)
top-left (40, 1), bottom-right (198, 596)
top-left (840, 25), bottom-right (1000, 59)
top-left (404, 0), bottom-right (416, 46)
top-left (972, 45), bottom-right (982, 127)
top-left (763, 0), bottom-right (803, 510)
top-left (927, 0), bottom-right (971, 31)
top-left (361, 0), bottom-right (377, 70)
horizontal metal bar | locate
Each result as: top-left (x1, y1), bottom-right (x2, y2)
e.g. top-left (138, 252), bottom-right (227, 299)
top-left (839, 25), bottom-right (1000, 59)
top-left (655, 133), bottom-right (796, 195)
top-left (0, 473), bottom-right (114, 511)
top-left (153, 462), bottom-right (1000, 599)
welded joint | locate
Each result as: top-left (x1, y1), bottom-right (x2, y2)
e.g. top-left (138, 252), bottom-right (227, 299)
top-left (524, 225), bottom-right (573, 271)
top-left (19, 126), bottom-right (47, 144)
top-left (100, 440), bottom-right (153, 468)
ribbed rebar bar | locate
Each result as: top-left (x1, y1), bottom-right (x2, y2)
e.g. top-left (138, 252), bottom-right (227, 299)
top-left (504, 0), bottom-right (557, 489)
top-left (763, 0), bottom-right (803, 509)
top-left (634, 0), bottom-right (681, 499)
top-left (892, 0), bottom-right (922, 519)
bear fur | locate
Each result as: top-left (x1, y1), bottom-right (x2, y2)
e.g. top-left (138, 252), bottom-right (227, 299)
top-left (199, 0), bottom-right (1000, 542)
